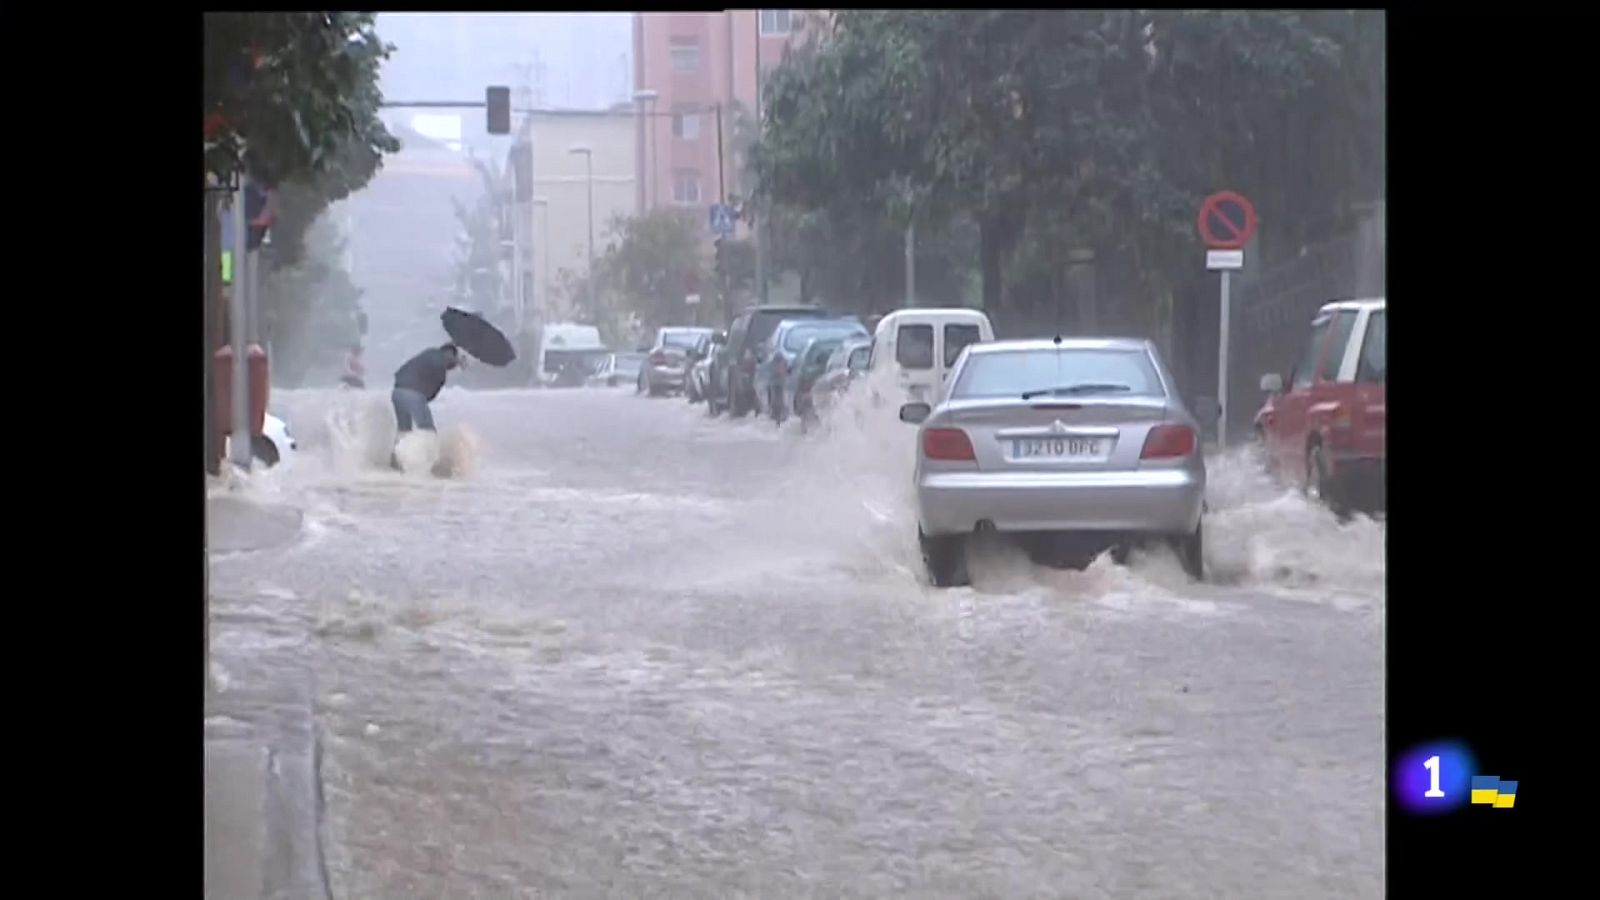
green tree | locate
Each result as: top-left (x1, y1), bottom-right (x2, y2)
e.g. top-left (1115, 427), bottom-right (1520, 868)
top-left (591, 210), bottom-right (708, 334)
top-left (750, 10), bottom-right (1382, 340)
top-left (204, 12), bottom-right (400, 472)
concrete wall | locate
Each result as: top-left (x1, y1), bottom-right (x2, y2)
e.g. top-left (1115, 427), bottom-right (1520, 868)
top-left (523, 110), bottom-right (638, 316)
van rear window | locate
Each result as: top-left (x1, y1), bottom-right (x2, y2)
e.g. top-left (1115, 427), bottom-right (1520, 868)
top-left (944, 324), bottom-right (982, 366)
top-left (896, 324), bottom-right (934, 369)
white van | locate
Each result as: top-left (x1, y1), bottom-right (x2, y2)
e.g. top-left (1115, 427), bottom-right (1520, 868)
top-left (536, 323), bottom-right (608, 387)
top-left (870, 308), bottom-right (995, 403)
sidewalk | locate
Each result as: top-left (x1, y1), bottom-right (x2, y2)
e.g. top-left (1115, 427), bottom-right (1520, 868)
top-left (206, 492), bottom-right (327, 898)
top-left (207, 495), bottom-right (305, 554)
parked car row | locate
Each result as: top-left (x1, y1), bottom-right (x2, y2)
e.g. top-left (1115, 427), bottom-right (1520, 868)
top-left (629, 296), bottom-right (1381, 588)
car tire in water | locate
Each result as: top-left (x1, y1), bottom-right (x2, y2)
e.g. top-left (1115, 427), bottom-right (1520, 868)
top-left (1169, 521), bottom-right (1205, 581)
top-left (920, 529), bottom-right (970, 588)
top-left (250, 434), bottom-right (280, 468)
top-left (729, 381), bottom-right (751, 418)
top-left (1305, 443), bottom-right (1351, 521)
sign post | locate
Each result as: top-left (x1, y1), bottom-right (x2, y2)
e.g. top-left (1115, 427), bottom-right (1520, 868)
top-left (708, 203), bottom-right (735, 237)
top-left (1197, 191), bottom-right (1258, 448)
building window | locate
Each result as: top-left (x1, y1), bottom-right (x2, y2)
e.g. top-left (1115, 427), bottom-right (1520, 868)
top-left (672, 170), bottom-right (703, 206)
top-left (672, 105), bottom-right (701, 141)
top-left (760, 10), bottom-right (793, 36)
top-left (669, 37), bottom-right (700, 73)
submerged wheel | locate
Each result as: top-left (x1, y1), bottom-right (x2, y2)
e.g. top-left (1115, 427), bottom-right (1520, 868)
top-left (920, 529), bottom-right (970, 588)
top-left (250, 434), bottom-right (280, 468)
top-left (1169, 522), bottom-right (1205, 581)
top-left (1306, 443), bottom-right (1351, 521)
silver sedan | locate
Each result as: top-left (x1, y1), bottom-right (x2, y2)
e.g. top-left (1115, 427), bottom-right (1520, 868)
top-left (899, 337), bottom-right (1206, 587)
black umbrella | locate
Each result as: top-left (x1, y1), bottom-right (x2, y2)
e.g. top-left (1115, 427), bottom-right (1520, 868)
top-left (441, 307), bottom-right (516, 367)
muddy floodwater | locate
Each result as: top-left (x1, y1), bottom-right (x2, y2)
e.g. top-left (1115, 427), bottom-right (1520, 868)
top-left (207, 384), bottom-right (1384, 898)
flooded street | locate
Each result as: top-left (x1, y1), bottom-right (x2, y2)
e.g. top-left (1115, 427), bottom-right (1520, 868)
top-left (207, 386), bottom-right (1383, 898)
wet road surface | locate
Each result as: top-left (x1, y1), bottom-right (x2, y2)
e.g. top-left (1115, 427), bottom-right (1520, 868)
top-left (207, 385), bottom-right (1384, 898)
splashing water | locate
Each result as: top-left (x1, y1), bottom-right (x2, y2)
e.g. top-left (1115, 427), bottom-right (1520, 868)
top-left (776, 370), bottom-right (1383, 603)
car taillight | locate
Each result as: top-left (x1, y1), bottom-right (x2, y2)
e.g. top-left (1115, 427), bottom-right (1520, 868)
top-left (650, 352), bottom-right (668, 365)
top-left (1141, 424), bottom-right (1197, 460)
top-left (1330, 405), bottom-right (1353, 430)
top-left (923, 427), bottom-right (976, 461)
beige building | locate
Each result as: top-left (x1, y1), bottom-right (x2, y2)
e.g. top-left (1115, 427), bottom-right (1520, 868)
top-left (521, 106), bottom-right (639, 319)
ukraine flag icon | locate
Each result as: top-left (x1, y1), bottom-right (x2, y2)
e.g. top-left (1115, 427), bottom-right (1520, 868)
top-left (1471, 776), bottom-right (1516, 808)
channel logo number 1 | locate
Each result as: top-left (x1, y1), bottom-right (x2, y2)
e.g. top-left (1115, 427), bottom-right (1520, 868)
top-left (1394, 741), bottom-right (1476, 814)
top-left (1424, 755), bottom-right (1444, 797)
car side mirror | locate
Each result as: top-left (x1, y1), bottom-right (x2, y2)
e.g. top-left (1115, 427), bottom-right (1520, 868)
top-left (899, 402), bottom-right (931, 424)
top-left (1259, 373), bottom-right (1284, 394)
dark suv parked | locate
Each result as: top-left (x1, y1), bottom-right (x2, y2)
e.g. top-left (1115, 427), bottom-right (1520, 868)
top-left (709, 305), bottom-right (833, 417)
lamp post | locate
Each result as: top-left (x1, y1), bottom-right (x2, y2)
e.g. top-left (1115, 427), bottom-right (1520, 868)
top-left (568, 145), bottom-right (595, 313)
top-left (533, 196), bottom-right (550, 318)
top-left (633, 88), bottom-right (658, 211)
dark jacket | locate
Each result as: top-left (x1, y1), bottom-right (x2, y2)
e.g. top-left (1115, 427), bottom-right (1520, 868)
top-left (394, 348), bottom-right (453, 401)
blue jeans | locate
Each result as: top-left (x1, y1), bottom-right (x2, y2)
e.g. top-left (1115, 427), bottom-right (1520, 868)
top-left (391, 388), bottom-right (435, 432)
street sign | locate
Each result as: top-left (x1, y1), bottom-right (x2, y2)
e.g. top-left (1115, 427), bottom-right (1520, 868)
top-left (709, 203), bottom-right (736, 236)
top-left (1206, 249), bottom-right (1244, 270)
top-left (685, 293), bottom-right (701, 306)
top-left (1198, 192), bottom-right (1255, 448)
top-left (1197, 191), bottom-right (1258, 250)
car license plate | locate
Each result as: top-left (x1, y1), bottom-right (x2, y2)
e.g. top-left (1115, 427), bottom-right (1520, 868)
top-left (1011, 437), bottom-right (1105, 460)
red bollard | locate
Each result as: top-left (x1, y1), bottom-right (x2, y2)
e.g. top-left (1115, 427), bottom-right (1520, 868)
top-left (213, 344), bottom-right (271, 439)
top-left (247, 344), bottom-right (269, 435)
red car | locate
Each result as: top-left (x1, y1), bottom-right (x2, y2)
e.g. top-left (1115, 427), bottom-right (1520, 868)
top-left (1253, 298), bottom-right (1386, 515)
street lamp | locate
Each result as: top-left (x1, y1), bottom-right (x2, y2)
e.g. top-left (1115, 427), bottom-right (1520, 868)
top-left (532, 196), bottom-right (550, 317)
top-left (568, 145), bottom-right (595, 313)
top-left (633, 89), bottom-right (658, 211)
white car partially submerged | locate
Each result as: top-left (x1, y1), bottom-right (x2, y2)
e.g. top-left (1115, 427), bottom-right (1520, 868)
top-left (223, 413), bottom-right (297, 468)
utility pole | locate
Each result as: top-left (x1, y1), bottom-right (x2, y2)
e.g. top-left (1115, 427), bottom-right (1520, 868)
top-left (715, 103), bottom-right (727, 206)
top-left (753, 13), bottom-right (768, 303)
top-left (228, 185), bottom-right (251, 470)
top-left (905, 222), bottom-right (916, 307)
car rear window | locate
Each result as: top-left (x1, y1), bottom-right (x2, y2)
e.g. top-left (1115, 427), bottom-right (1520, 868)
top-left (661, 331), bottom-right (702, 349)
top-left (749, 310), bottom-right (828, 347)
top-left (896, 324), bottom-right (935, 369)
top-left (785, 323), bottom-right (864, 352)
top-left (944, 323), bottom-right (983, 367)
top-left (953, 349), bottom-right (1164, 398)
top-left (849, 347), bottom-right (870, 371)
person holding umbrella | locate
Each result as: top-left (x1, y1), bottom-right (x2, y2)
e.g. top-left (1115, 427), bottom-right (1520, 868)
top-left (391, 342), bottom-right (462, 433)
top-left (386, 308), bottom-right (516, 468)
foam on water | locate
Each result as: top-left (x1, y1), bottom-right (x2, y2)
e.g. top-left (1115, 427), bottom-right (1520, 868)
top-left (769, 370), bottom-right (1383, 608)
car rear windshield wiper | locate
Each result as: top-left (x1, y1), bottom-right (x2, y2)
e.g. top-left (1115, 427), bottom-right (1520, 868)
top-left (1020, 383), bottom-right (1134, 399)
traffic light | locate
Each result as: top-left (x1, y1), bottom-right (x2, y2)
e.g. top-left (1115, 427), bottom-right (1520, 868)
top-left (486, 86), bottom-right (511, 135)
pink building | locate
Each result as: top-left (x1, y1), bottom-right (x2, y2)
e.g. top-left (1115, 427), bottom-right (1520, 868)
top-left (632, 10), bottom-right (821, 226)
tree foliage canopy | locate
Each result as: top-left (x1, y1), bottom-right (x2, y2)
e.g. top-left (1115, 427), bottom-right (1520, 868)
top-left (749, 11), bottom-right (1383, 330)
top-left (204, 12), bottom-right (399, 190)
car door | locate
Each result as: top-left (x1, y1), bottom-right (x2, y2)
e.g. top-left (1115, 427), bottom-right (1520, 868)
top-left (1350, 308), bottom-right (1385, 459)
top-left (1265, 312), bottom-right (1335, 475)
top-left (1304, 309), bottom-right (1362, 474)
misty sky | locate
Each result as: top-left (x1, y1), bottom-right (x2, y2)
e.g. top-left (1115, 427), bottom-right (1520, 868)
top-left (376, 13), bottom-right (633, 112)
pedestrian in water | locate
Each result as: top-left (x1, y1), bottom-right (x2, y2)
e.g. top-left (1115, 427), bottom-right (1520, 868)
top-left (340, 343), bottom-right (366, 389)
top-left (392, 342), bottom-right (461, 434)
